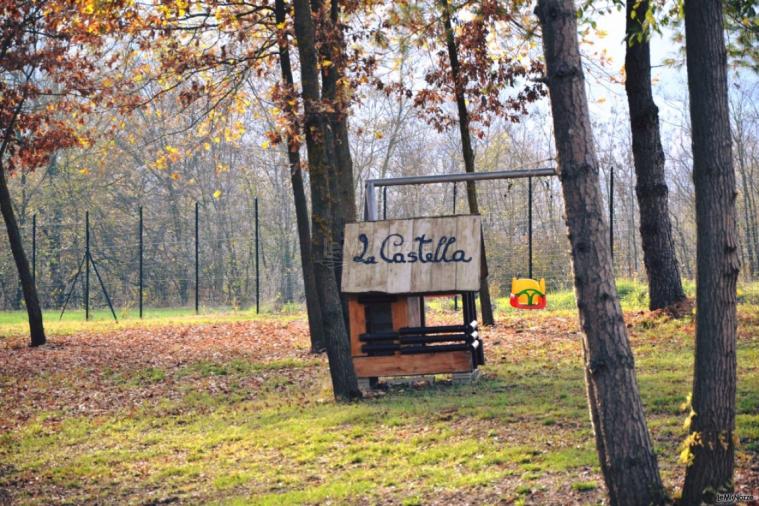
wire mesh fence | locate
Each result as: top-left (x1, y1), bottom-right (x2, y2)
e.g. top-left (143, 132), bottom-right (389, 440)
top-left (0, 199), bottom-right (272, 316)
top-left (2, 173), bottom-right (758, 315)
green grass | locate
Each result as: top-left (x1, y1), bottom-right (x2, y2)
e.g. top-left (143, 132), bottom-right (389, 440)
top-left (0, 305), bottom-right (298, 338)
top-left (1, 283), bottom-right (758, 504)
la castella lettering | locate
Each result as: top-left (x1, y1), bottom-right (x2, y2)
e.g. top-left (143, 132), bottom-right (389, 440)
top-left (353, 232), bottom-right (473, 265)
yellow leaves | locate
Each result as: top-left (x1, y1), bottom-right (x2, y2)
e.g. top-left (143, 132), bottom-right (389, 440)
top-left (165, 145), bottom-right (181, 163)
top-left (261, 140), bottom-right (271, 150)
top-left (175, 0), bottom-right (189, 17)
top-left (678, 432), bottom-right (701, 466)
top-left (77, 135), bottom-right (92, 149)
top-left (321, 59), bottom-right (333, 68)
top-left (203, 142), bottom-right (211, 152)
top-left (276, 21), bottom-right (286, 30)
top-left (82, 0), bottom-right (95, 15)
top-left (213, 190), bottom-right (222, 199)
top-left (596, 29), bottom-right (607, 39)
top-left (374, 131), bottom-right (384, 140)
top-left (213, 136), bottom-right (221, 144)
top-left (153, 156), bottom-right (168, 171)
top-left (78, 167), bottom-right (91, 175)
top-left (215, 163), bottom-right (229, 174)
top-left (170, 172), bottom-right (181, 181)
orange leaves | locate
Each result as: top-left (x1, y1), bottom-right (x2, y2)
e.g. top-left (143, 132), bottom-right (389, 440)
top-left (0, 319), bottom-right (317, 430)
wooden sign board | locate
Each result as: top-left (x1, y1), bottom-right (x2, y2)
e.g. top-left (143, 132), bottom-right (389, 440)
top-left (341, 215), bottom-right (481, 294)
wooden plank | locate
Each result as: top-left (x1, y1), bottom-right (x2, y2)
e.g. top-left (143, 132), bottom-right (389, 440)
top-left (341, 222), bottom-right (362, 293)
top-left (428, 217), bottom-right (459, 292)
top-left (384, 219), bottom-right (413, 293)
top-left (391, 297), bottom-right (409, 331)
top-left (406, 296), bottom-right (421, 327)
top-left (342, 215), bottom-right (481, 294)
top-left (368, 220), bottom-right (391, 292)
top-left (455, 215), bottom-right (482, 290)
top-left (347, 296), bottom-right (366, 356)
top-left (352, 351), bottom-right (473, 378)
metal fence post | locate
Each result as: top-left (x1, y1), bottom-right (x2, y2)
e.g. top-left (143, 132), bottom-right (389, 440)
top-left (255, 196), bottom-right (260, 314)
top-left (609, 167), bottom-right (614, 262)
top-left (32, 213), bottom-right (36, 285)
top-left (453, 183), bottom-right (458, 310)
top-left (85, 211), bottom-right (90, 321)
top-left (139, 206), bottom-right (143, 319)
top-left (195, 201), bottom-right (199, 315)
top-left (528, 176), bottom-right (533, 279)
top-left (382, 187), bottom-right (387, 220)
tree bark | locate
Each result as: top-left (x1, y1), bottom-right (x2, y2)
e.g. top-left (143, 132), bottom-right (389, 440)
top-left (0, 167), bottom-right (46, 346)
top-left (535, 1), bottom-right (665, 504)
top-left (439, 0), bottom-right (495, 326)
top-left (312, 0), bottom-right (356, 327)
top-left (681, 0), bottom-right (739, 501)
top-left (624, 0), bottom-right (686, 310)
top-left (275, 0), bottom-right (326, 352)
top-left (292, 0), bottom-right (361, 401)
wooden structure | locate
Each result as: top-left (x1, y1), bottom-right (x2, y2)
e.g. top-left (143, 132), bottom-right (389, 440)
top-left (341, 215), bottom-right (484, 379)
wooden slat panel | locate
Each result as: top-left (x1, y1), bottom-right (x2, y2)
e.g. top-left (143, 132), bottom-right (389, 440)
top-left (455, 215), bottom-right (482, 289)
top-left (384, 219), bottom-right (413, 293)
top-left (352, 351), bottom-right (473, 378)
top-left (406, 296), bottom-right (421, 327)
top-left (341, 216), bottom-right (482, 294)
top-left (391, 298), bottom-right (409, 331)
top-left (348, 296), bottom-right (366, 356)
top-left (426, 217), bottom-right (459, 292)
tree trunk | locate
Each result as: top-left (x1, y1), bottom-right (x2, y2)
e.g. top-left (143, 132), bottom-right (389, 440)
top-left (681, 0), bottom-right (739, 501)
top-left (535, 1), bottom-right (665, 504)
top-left (735, 127), bottom-right (759, 277)
top-left (275, 0), bottom-right (326, 352)
top-left (312, 0), bottom-right (356, 331)
top-left (0, 167), bottom-right (46, 346)
top-left (292, 0), bottom-right (361, 401)
top-left (624, 0), bottom-right (686, 310)
top-left (439, 0), bottom-right (494, 325)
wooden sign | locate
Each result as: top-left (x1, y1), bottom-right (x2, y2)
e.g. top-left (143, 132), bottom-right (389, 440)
top-left (341, 215), bottom-right (481, 294)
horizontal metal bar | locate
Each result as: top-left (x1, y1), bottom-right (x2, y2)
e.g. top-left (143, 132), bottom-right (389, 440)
top-left (365, 168), bottom-right (556, 220)
top-left (399, 324), bottom-right (470, 335)
top-left (399, 334), bottom-right (469, 344)
top-left (366, 168), bottom-right (556, 189)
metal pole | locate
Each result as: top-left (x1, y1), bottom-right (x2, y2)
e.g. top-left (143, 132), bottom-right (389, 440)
top-left (90, 257), bottom-right (117, 322)
top-left (609, 168), bottom-right (614, 262)
top-left (453, 183), bottom-right (458, 311)
top-left (382, 187), bottom-right (387, 220)
top-left (85, 211), bottom-right (90, 321)
top-left (195, 201), bottom-right (199, 314)
top-left (255, 197), bottom-right (260, 314)
top-left (139, 206), bottom-right (143, 319)
top-left (366, 182), bottom-right (377, 221)
top-left (32, 213), bottom-right (36, 285)
top-left (528, 177), bottom-right (533, 279)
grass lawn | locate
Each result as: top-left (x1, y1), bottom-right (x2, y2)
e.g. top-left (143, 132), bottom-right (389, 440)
top-left (1, 286), bottom-right (758, 504)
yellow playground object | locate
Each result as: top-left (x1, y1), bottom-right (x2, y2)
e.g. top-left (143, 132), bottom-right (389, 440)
top-left (510, 278), bottom-right (546, 310)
